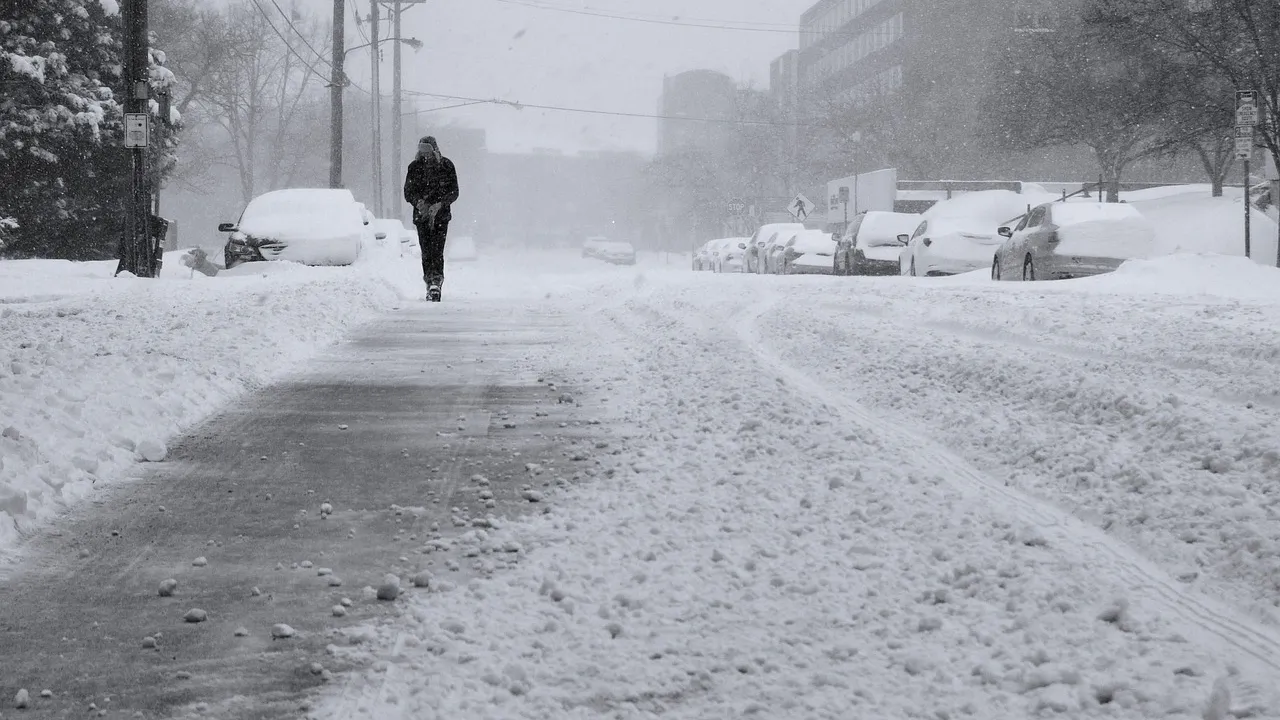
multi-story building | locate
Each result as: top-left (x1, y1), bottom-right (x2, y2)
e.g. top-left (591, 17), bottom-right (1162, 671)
top-left (794, 0), bottom-right (1088, 178)
top-left (657, 69), bottom-right (738, 157)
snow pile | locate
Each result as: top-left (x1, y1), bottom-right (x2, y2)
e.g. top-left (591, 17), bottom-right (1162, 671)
top-left (0, 250), bottom-right (428, 558)
top-left (1131, 189), bottom-right (1279, 263)
top-left (1080, 254), bottom-right (1280, 300)
top-left (317, 267), bottom-right (1280, 719)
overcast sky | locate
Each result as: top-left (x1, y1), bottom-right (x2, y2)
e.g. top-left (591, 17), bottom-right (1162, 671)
top-left (328, 0), bottom-right (815, 156)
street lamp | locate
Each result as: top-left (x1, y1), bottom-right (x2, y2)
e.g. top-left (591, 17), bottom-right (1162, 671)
top-left (343, 36), bottom-right (422, 60)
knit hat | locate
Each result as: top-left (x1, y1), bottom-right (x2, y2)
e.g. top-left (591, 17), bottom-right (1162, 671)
top-left (418, 136), bottom-right (439, 149)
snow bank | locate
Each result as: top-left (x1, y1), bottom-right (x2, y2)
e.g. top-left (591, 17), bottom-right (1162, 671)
top-left (1132, 189), bottom-right (1279, 264)
top-left (1078, 253), bottom-right (1280, 300)
top-left (0, 250), bottom-right (424, 559)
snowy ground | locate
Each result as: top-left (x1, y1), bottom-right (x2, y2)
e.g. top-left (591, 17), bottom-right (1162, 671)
top-left (314, 253), bottom-right (1280, 720)
top-left (7, 217), bottom-right (1280, 717)
top-left (0, 244), bottom-right (641, 561)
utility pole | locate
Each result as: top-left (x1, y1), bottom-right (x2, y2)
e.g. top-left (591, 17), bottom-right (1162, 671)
top-left (330, 0), bottom-right (345, 188)
top-left (391, 0), bottom-right (403, 221)
top-left (119, 0), bottom-right (152, 277)
top-left (370, 0), bottom-right (384, 216)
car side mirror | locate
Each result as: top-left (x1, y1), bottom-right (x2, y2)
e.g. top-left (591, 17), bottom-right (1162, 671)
top-left (375, 232), bottom-right (387, 240)
top-left (218, 222), bottom-right (237, 233)
top-left (998, 227), bottom-right (1013, 238)
top-left (896, 234), bottom-right (909, 245)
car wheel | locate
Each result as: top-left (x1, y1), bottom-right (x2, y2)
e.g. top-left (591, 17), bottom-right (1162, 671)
top-left (992, 257), bottom-right (1001, 281)
top-left (910, 257), bottom-right (918, 277)
top-left (1023, 255), bottom-right (1035, 281)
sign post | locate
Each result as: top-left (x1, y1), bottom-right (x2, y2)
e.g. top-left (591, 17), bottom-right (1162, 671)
top-left (1236, 90), bottom-right (1257, 258)
top-left (788, 193), bottom-right (815, 222)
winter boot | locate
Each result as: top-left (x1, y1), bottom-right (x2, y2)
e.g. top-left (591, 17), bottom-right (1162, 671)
top-left (427, 275), bottom-right (444, 302)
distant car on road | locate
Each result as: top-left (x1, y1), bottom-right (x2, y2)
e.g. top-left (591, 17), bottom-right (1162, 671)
top-left (220, 189), bottom-right (368, 269)
top-left (835, 211), bottom-right (921, 276)
top-left (593, 240), bottom-right (637, 265)
top-left (993, 202), bottom-right (1156, 281)
top-left (780, 230), bottom-right (837, 275)
top-left (582, 236), bottom-right (609, 259)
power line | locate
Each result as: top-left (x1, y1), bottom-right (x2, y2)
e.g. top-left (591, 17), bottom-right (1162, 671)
top-left (246, 0), bottom-right (334, 86)
top-left (485, 0), bottom-right (802, 31)
top-left (487, 0), bottom-right (803, 34)
top-left (266, 0), bottom-right (332, 69)
top-left (403, 89), bottom-right (817, 127)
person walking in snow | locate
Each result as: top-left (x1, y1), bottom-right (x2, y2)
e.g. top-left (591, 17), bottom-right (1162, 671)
top-left (403, 136), bottom-right (460, 302)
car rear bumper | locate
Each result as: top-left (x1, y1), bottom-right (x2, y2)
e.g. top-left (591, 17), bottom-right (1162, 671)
top-left (1044, 255), bottom-right (1124, 279)
top-left (853, 257), bottom-right (899, 276)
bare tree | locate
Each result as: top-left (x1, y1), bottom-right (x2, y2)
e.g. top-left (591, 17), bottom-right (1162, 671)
top-left (188, 0), bottom-right (329, 202)
top-left (981, 9), bottom-right (1174, 201)
top-left (1105, 0), bottom-right (1280, 192)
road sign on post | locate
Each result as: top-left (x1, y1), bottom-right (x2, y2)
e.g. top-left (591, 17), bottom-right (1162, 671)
top-left (727, 197), bottom-right (746, 216)
top-left (788, 194), bottom-right (815, 221)
top-left (1237, 89), bottom-right (1257, 257)
top-left (124, 113), bottom-right (149, 148)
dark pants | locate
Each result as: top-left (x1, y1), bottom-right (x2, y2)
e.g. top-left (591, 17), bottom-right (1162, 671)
top-left (416, 216), bottom-right (449, 286)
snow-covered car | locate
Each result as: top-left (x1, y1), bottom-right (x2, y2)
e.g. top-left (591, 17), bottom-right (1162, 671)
top-left (715, 237), bottom-right (749, 273)
top-left (582, 236), bottom-right (609, 259)
top-left (836, 211), bottom-right (921, 276)
top-left (219, 189), bottom-right (366, 269)
top-left (446, 235), bottom-right (478, 262)
top-left (594, 240), bottom-right (637, 265)
top-left (780, 230), bottom-right (837, 275)
top-left (693, 240), bottom-right (717, 271)
top-left (745, 223), bottom-right (803, 273)
top-left (898, 217), bottom-right (1005, 277)
top-left (371, 218), bottom-right (408, 255)
top-left (762, 229), bottom-right (801, 274)
top-left (993, 202), bottom-right (1157, 281)
top-left (899, 190), bottom-right (1037, 277)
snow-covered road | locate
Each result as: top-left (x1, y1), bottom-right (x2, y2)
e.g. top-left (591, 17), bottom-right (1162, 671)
top-left (318, 255), bottom-right (1280, 720)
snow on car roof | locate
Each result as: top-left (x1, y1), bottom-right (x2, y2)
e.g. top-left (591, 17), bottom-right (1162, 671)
top-left (790, 230), bottom-right (835, 253)
top-left (924, 189), bottom-right (1055, 227)
top-left (858, 212), bottom-right (921, 246)
top-left (239, 188), bottom-right (364, 238)
top-left (1049, 202), bottom-right (1144, 226)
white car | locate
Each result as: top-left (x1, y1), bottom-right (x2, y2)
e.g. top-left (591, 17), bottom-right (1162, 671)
top-left (582, 236), bottom-right (609, 259)
top-left (715, 237), bottom-right (748, 273)
top-left (780, 230), bottom-right (837, 274)
top-left (745, 223), bottom-right (803, 273)
top-left (220, 188), bottom-right (367, 269)
top-left (594, 240), bottom-right (637, 265)
top-left (371, 218), bottom-right (409, 255)
top-left (693, 240), bottom-right (717, 271)
top-left (899, 217), bottom-right (1005, 277)
top-left (761, 229), bottom-right (801, 274)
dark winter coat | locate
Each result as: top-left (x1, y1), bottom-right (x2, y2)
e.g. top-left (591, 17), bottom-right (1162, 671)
top-left (403, 156), bottom-right (460, 226)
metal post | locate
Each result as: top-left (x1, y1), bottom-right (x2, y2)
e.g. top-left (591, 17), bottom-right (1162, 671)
top-left (391, 0), bottom-right (403, 222)
top-left (370, 0), bottom-right (383, 216)
top-left (1244, 157), bottom-right (1252, 258)
top-left (330, 0), bottom-right (345, 188)
top-left (120, 0), bottom-right (151, 277)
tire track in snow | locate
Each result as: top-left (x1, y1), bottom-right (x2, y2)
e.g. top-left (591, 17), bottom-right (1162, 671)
top-left (736, 296), bottom-right (1280, 680)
